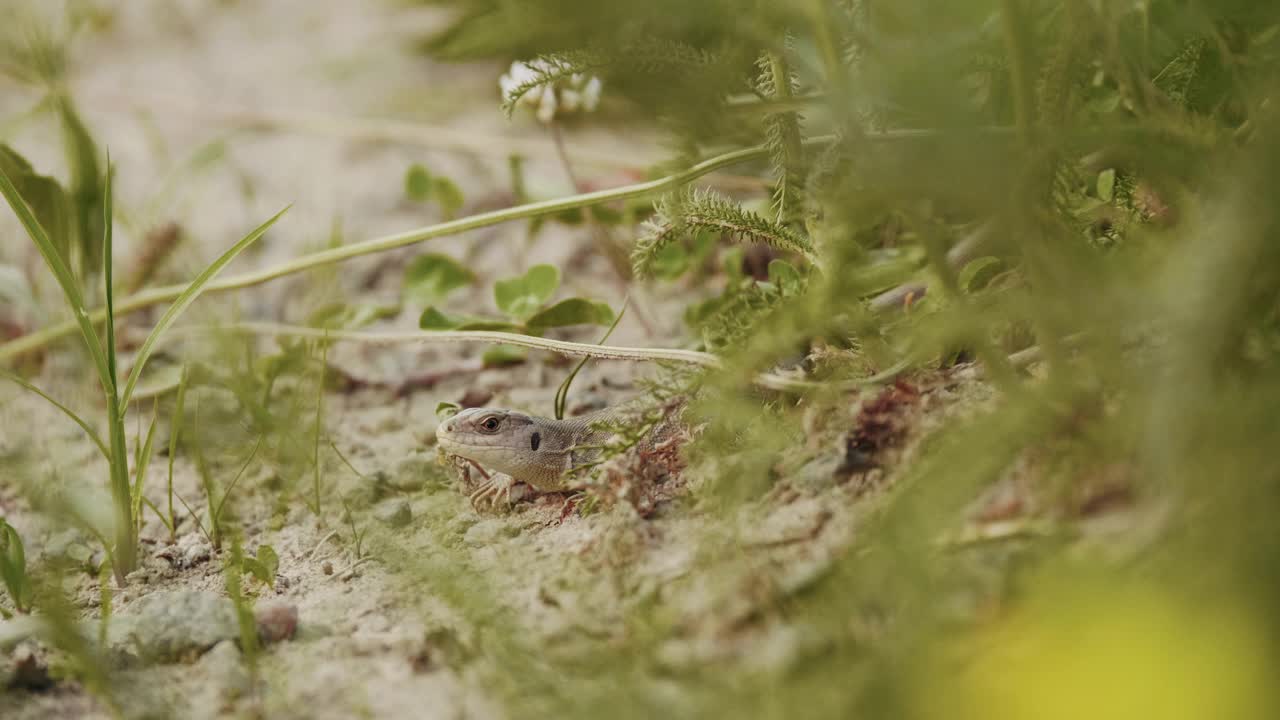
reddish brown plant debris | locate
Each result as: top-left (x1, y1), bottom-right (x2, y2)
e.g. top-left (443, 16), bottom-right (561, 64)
top-left (1077, 484), bottom-right (1134, 517)
top-left (741, 243), bottom-right (778, 281)
top-left (1, 320), bottom-right (24, 341)
top-left (409, 646), bottom-right (437, 674)
top-left (126, 221), bottom-right (183, 294)
top-left (7, 646), bottom-right (52, 692)
top-left (457, 388), bottom-right (493, 408)
top-left (1134, 181), bottom-right (1177, 227)
top-left (836, 379), bottom-right (921, 478)
top-left (591, 403), bottom-right (691, 518)
top-left (975, 486), bottom-right (1027, 524)
top-left (598, 430), bottom-right (689, 518)
top-left (1074, 462), bottom-right (1136, 517)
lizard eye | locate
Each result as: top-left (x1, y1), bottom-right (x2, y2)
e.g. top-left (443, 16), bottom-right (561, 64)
top-left (479, 416), bottom-right (501, 432)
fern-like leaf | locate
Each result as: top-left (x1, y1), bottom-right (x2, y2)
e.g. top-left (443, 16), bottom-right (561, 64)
top-left (755, 47), bottom-right (806, 224)
top-left (633, 188), bottom-right (815, 277)
top-left (1152, 39), bottom-right (1208, 109)
top-left (1035, 5), bottom-right (1087, 128)
top-left (501, 40), bottom-right (721, 116)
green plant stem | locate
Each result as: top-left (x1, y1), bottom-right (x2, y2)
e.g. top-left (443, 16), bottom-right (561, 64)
top-left (555, 299), bottom-right (628, 419)
top-left (550, 121), bottom-right (633, 279)
top-left (97, 563), bottom-right (111, 648)
top-left (313, 337), bottom-right (328, 516)
top-left (116, 206), bottom-right (288, 410)
top-left (1, 128), bottom-right (1037, 366)
top-left (175, 321), bottom-right (908, 393)
top-left (1, 136), bottom-right (843, 364)
top-left (0, 159), bottom-right (114, 393)
top-left (212, 436), bottom-right (263, 530)
top-left (83, 93), bottom-right (655, 169)
top-left (917, 220), bottom-right (1019, 392)
top-left (166, 366), bottom-right (189, 542)
top-left (727, 92), bottom-right (826, 114)
top-left (102, 158), bottom-right (136, 585)
top-left (105, 392), bottom-right (134, 584)
top-left (1001, 0), bottom-right (1037, 147)
top-left (0, 368), bottom-right (109, 458)
top-left (766, 49), bottom-right (805, 180)
top-left (806, 1), bottom-right (849, 97)
top-left (330, 440), bottom-right (368, 481)
top-left (174, 491), bottom-right (214, 548)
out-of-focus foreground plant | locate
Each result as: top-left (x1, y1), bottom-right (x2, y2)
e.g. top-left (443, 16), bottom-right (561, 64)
top-left (0, 151), bottom-right (286, 584)
top-left (412, 0), bottom-right (1280, 717)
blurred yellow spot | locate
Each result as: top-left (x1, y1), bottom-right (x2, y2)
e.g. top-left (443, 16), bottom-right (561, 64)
top-left (916, 585), bottom-right (1275, 720)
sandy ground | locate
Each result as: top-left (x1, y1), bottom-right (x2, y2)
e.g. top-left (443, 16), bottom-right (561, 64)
top-left (0, 2), bottom-right (986, 718)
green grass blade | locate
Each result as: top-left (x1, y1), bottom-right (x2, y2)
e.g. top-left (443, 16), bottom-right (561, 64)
top-left (313, 337), bottom-right (328, 514)
top-left (0, 519), bottom-right (29, 611)
top-left (102, 154), bottom-right (117, 391)
top-left (173, 490), bottom-right (213, 547)
top-left (97, 564), bottom-right (111, 648)
top-left (130, 405), bottom-right (159, 535)
top-left (0, 367), bottom-right (109, 458)
top-left (166, 365), bottom-right (189, 538)
top-left (118, 205), bottom-right (290, 410)
top-left (140, 496), bottom-right (173, 532)
top-left (101, 159), bottom-right (137, 581)
top-left (554, 297), bottom-right (627, 419)
top-left (213, 435), bottom-right (263, 528)
top-left (0, 162), bottom-right (113, 392)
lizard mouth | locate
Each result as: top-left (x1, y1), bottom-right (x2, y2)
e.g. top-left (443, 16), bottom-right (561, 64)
top-left (436, 433), bottom-right (480, 453)
top-left (436, 433), bottom-right (516, 460)
top-left (440, 427), bottom-right (499, 445)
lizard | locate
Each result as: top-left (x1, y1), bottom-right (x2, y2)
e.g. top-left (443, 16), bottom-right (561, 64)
top-left (435, 402), bottom-right (682, 508)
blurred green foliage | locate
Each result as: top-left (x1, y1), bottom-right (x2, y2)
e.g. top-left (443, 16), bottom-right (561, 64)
top-left (419, 261), bottom-right (614, 334)
top-left (403, 162), bottom-right (466, 217)
top-left (0, 519), bottom-right (31, 616)
top-left (0, 0), bottom-right (1277, 716)
top-left (416, 0), bottom-right (1280, 717)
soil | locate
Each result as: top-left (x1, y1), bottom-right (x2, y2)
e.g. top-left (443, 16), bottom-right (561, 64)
top-left (0, 2), bottom-right (1005, 718)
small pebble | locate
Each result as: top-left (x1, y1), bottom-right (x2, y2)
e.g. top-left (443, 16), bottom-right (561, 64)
top-left (463, 519), bottom-right (508, 548)
top-left (389, 454), bottom-right (435, 491)
top-left (374, 499), bottom-right (412, 528)
top-left (158, 533), bottom-right (213, 569)
top-left (198, 640), bottom-right (249, 701)
top-left (107, 590), bottom-right (238, 662)
top-left (255, 602), bottom-right (299, 644)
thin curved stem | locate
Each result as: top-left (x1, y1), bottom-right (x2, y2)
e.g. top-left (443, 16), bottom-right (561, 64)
top-left (169, 322), bottom-right (890, 393)
top-left (0, 367), bottom-right (109, 459)
top-left (195, 322), bottom-right (723, 365)
top-left (0, 136), bottom-right (832, 364)
top-left (2, 127), bottom-right (1024, 366)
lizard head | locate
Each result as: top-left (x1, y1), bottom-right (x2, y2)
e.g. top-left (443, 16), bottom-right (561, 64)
top-left (435, 408), bottom-right (558, 482)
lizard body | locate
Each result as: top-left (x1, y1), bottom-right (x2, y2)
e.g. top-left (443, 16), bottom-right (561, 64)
top-left (435, 403), bottom-right (679, 507)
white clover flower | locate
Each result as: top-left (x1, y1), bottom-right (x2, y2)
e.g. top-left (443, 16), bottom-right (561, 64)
top-left (499, 59), bottom-right (604, 124)
top-left (535, 86), bottom-right (557, 123)
top-left (498, 60), bottom-right (535, 99)
top-left (581, 76), bottom-right (602, 112)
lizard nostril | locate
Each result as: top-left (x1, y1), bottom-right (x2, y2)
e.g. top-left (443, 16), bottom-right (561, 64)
top-left (443, 420), bottom-right (453, 433)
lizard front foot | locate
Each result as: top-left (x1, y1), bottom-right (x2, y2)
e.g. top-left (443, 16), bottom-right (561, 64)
top-left (468, 472), bottom-right (531, 510)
